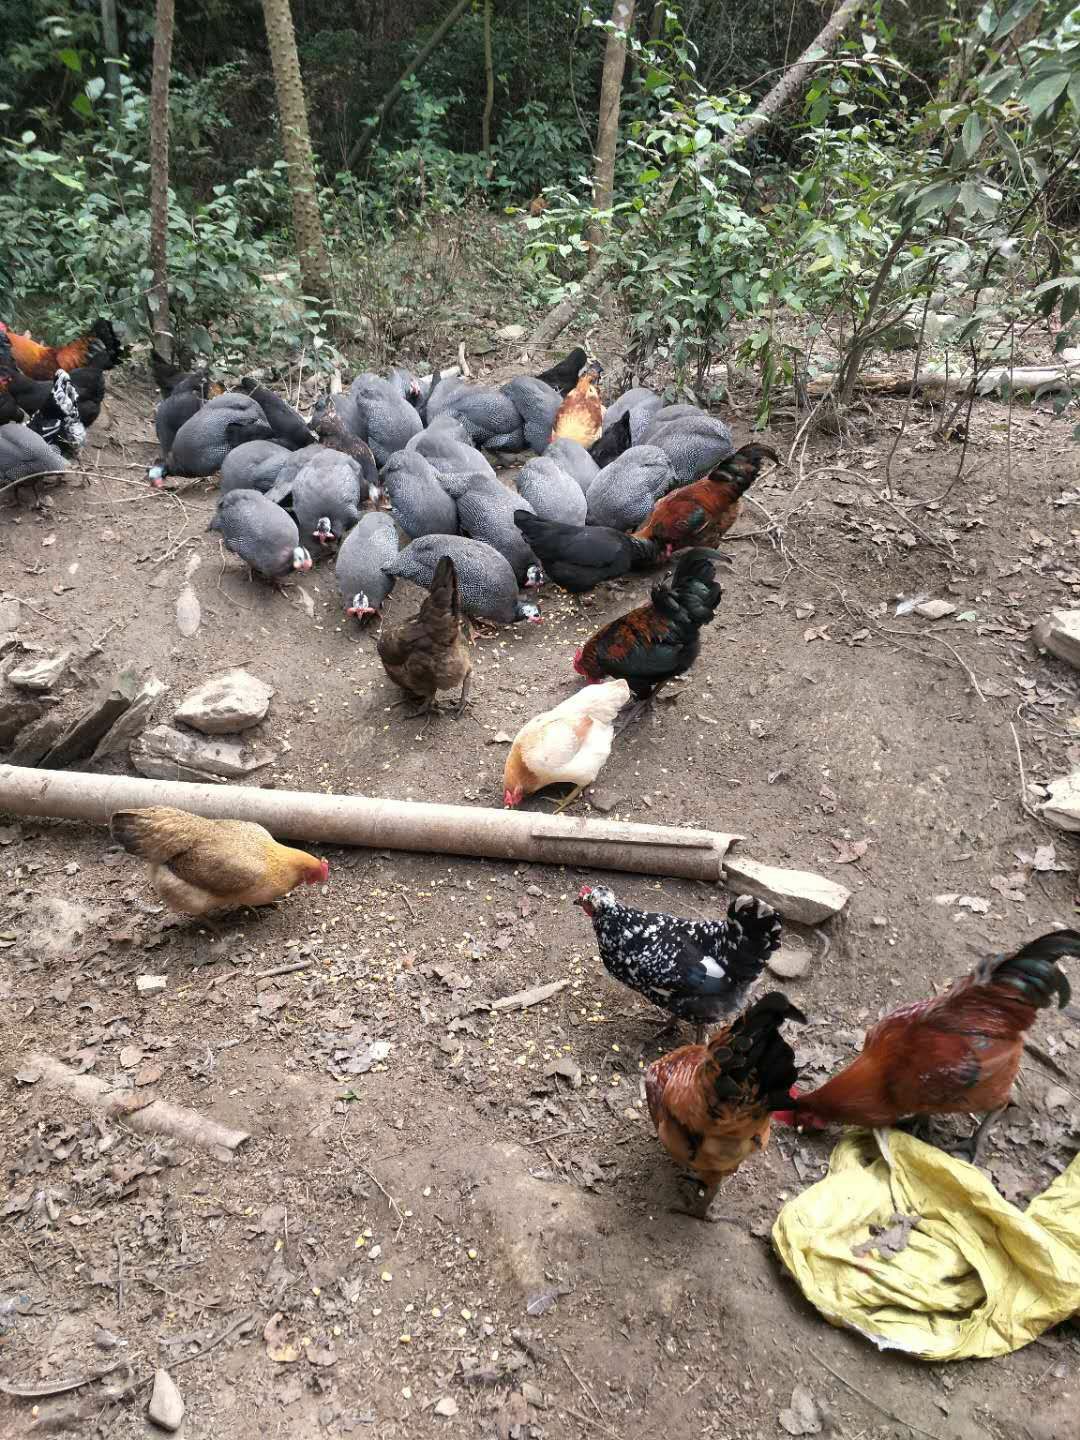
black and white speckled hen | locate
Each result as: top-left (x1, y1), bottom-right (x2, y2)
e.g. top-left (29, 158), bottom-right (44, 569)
top-left (574, 887), bottom-right (781, 1041)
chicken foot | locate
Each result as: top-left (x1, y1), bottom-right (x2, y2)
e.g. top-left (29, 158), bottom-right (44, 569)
top-left (964, 1106), bottom-right (1007, 1167)
top-left (670, 1181), bottom-right (740, 1225)
top-left (547, 784), bottom-right (585, 815)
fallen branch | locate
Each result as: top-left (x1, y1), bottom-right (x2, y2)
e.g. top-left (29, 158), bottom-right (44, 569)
top-left (254, 959), bottom-right (312, 980)
top-left (526, 0), bottom-right (866, 354)
top-left (800, 364), bottom-right (1080, 399)
top-left (490, 979), bottom-right (570, 1012)
top-left (25, 1053), bottom-right (251, 1162)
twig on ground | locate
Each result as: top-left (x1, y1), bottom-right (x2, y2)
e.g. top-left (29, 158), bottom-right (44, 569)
top-left (1008, 720), bottom-right (1042, 821)
top-left (562, 1351), bottom-right (604, 1419)
top-left (359, 1163), bottom-right (406, 1240)
top-left (810, 1349), bottom-right (941, 1440)
top-left (254, 959), bottom-right (312, 980)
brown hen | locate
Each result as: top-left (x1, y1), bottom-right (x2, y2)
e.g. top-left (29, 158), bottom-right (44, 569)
top-left (550, 361), bottom-right (603, 447)
top-left (377, 555), bottom-right (472, 713)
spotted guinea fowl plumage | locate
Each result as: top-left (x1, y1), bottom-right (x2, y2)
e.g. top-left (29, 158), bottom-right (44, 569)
top-left (219, 440), bottom-right (293, 496)
top-left (290, 455), bottom-right (368, 547)
top-left (427, 380), bottom-right (525, 450)
top-left (515, 455), bottom-right (588, 526)
top-left (348, 375), bottom-right (423, 465)
top-left (383, 534), bottom-right (541, 625)
top-left (209, 489), bottom-right (311, 580)
top-left (405, 417), bottom-right (497, 484)
top-left (237, 378), bottom-right (314, 450)
top-left (585, 444), bottom-right (676, 530)
top-left (543, 438), bottom-right (599, 495)
top-left (382, 450), bottom-right (460, 538)
top-left (0, 423), bottom-right (68, 488)
top-left (603, 387), bottom-right (663, 444)
top-left (442, 472), bottom-right (540, 584)
top-left (500, 376), bottom-right (562, 454)
top-left (335, 511), bottom-right (398, 618)
top-left (576, 888), bottom-right (781, 1026)
top-left (165, 393), bottom-right (273, 477)
top-left (640, 407), bottom-right (734, 486)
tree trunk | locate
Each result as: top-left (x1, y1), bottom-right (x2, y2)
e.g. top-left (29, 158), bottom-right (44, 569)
top-left (261, 0), bottom-right (333, 306)
top-left (147, 0), bottom-right (175, 365)
top-left (346, 0), bottom-right (472, 167)
top-left (587, 0), bottom-right (636, 266)
top-left (528, 0), bottom-right (867, 354)
top-left (482, 0), bottom-right (495, 172)
top-left (99, 0), bottom-right (123, 129)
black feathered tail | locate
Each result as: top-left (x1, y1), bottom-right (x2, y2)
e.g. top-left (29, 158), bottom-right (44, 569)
top-left (980, 929), bottom-right (1078, 1009)
top-left (702, 992), bottom-right (806, 1113)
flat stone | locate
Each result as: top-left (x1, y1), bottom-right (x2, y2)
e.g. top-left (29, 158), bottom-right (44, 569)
top-left (0, 694), bottom-right (44, 748)
top-left (724, 854), bottom-right (850, 925)
top-left (148, 1368), bottom-right (185, 1431)
top-left (1039, 771), bottom-right (1080, 832)
top-left (1035, 609), bottom-right (1080, 669)
top-left (42, 671), bottom-right (142, 769)
top-left (767, 940), bottom-right (813, 979)
top-left (7, 712), bottom-right (66, 766)
top-left (93, 675), bottom-right (167, 760)
top-left (131, 724), bottom-right (277, 782)
top-left (174, 669), bottom-right (273, 734)
top-left (914, 599), bottom-right (956, 621)
top-left (588, 788), bottom-right (624, 814)
top-left (0, 596), bottom-right (20, 631)
top-left (6, 649), bottom-right (72, 692)
top-left (136, 975), bottom-right (167, 994)
top-left (495, 324), bottom-right (526, 342)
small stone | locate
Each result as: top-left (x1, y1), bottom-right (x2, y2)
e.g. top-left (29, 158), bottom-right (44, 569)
top-left (0, 596), bottom-right (20, 631)
top-left (1035, 609), bottom-right (1080, 669)
top-left (175, 584), bottom-right (201, 638)
top-left (136, 975), bottom-right (167, 994)
top-left (1039, 771), bottom-right (1080, 832)
top-left (6, 712), bottom-right (66, 765)
top-left (92, 675), bottom-right (166, 760)
top-left (543, 1055), bottom-right (583, 1088)
top-left (914, 599), bottom-right (956, 621)
top-left (488, 731), bottom-right (513, 745)
top-left (588, 788), bottom-right (623, 814)
top-left (433, 1396), bottom-right (459, 1418)
top-left (131, 724), bottom-right (277, 782)
top-left (495, 324), bottom-right (526, 342)
top-left (174, 669), bottom-right (274, 734)
top-left (0, 694), bottom-right (44, 747)
top-left (7, 649), bottom-right (72, 692)
top-left (41, 671), bottom-right (142, 768)
top-left (148, 1368), bottom-right (185, 1431)
top-left (521, 1382), bottom-right (546, 1409)
top-left (724, 855), bottom-right (850, 924)
top-left (767, 940), bottom-right (812, 979)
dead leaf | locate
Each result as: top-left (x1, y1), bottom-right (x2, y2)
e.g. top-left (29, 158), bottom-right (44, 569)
top-left (14, 1067), bottom-right (41, 1086)
top-left (290, 586), bottom-right (315, 619)
top-left (118, 1045), bottom-right (143, 1069)
top-left (830, 837), bottom-right (869, 865)
top-left (134, 1060), bottom-right (164, 1087)
top-left (803, 624), bottom-right (831, 644)
top-left (957, 895), bottom-right (990, 913)
top-left (852, 1210), bottom-right (921, 1260)
top-left (434, 1396), bottom-right (459, 1417)
top-left (525, 1286), bottom-right (568, 1317)
top-left (264, 1312), bottom-right (300, 1364)
top-left (175, 584), bottom-right (201, 638)
top-left (488, 731), bottom-right (512, 744)
top-left (307, 1341), bottom-right (337, 1367)
top-left (779, 1385), bottom-right (823, 1436)
top-left (795, 603), bottom-right (816, 620)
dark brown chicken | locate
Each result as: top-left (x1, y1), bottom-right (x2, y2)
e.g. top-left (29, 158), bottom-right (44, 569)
top-left (633, 443), bottom-right (778, 554)
top-left (0, 317), bottom-right (125, 380)
top-left (376, 556), bottom-right (472, 713)
top-left (550, 362), bottom-right (603, 447)
top-left (646, 993), bottom-right (805, 1219)
top-left (773, 929), bottom-right (1078, 1163)
top-left (314, 402), bottom-right (380, 493)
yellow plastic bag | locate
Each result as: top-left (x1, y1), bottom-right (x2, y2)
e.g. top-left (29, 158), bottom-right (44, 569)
top-left (772, 1129), bottom-right (1080, 1360)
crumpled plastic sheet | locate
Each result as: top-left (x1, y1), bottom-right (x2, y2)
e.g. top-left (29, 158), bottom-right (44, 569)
top-left (772, 1128), bottom-right (1080, 1360)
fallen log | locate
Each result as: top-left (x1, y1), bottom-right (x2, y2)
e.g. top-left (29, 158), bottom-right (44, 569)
top-left (801, 363), bottom-right (1080, 400)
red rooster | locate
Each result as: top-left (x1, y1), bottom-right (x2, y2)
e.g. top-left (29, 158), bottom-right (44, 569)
top-left (774, 930), bottom-right (1078, 1163)
top-left (0, 317), bottom-right (125, 380)
top-left (632, 443), bottom-right (778, 554)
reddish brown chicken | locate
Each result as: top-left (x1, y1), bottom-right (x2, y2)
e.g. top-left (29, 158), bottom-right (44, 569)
top-left (0, 318), bottom-right (124, 380)
top-left (632, 443), bottom-right (778, 554)
top-left (774, 930), bottom-right (1078, 1162)
top-left (646, 993), bottom-right (805, 1219)
top-left (550, 361), bottom-right (603, 447)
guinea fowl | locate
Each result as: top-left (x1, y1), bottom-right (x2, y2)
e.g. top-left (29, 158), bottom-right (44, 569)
top-left (544, 438), bottom-right (599, 494)
top-left (585, 444), bottom-right (676, 530)
top-left (154, 393), bottom-right (272, 481)
top-left (312, 403), bottom-right (379, 490)
top-left (381, 450), bottom-right (459, 538)
top-left (219, 440), bottom-right (293, 496)
top-left (534, 347), bottom-right (589, 396)
top-left (500, 376), bottom-right (562, 454)
top-left (290, 455), bottom-right (370, 549)
top-left (335, 511), bottom-right (398, 620)
top-left (427, 379), bottom-right (525, 450)
top-left (514, 456), bottom-right (588, 526)
top-left (347, 375), bottom-right (423, 464)
top-left (377, 555), bottom-right (472, 713)
top-left (641, 407), bottom-right (734, 486)
top-left (383, 535), bottom-right (542, 626)
top-left (405, 420), bottom-right (497, 484)
top-left (513, 511), bottom-right (661, 593)
top-left (387, 367), bottom-right (423, 407)
top-left (589, 410), bottom-right (632, 468)
top-left (604, 387), bottom-right (663, 443)
top-left (154, 370), bottom-right (213, 461)
top-left (236, 378), bottom-right (314, 450)
top-left (209, 489), bottom-right (312, 582)
top-left (442, 473), bottom-right (541, 586)
top-left (0, 423), bottom-right (68, 494)
top-left (151, 349), bottom-right (214, 399)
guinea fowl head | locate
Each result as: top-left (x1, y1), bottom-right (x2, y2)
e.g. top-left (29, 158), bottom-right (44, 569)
top-left (524, 564), bottom-right (544, 589)
top-left (292, 547), bottom-right (313, 572)
top-left (515, 599), bottom-right (542, 624)
top-left (312, 516), bottom-right (335, 546)
top-left (346, 591), bottom-right (375, 619)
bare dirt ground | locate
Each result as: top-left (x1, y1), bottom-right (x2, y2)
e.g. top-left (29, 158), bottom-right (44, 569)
top-left (1, 364), bottom-right (1079, 1440)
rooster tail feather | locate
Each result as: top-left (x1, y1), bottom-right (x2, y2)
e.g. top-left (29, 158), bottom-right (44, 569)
top-left (702, 992), bottom-right (804, 1111)
top-left (981, 929), bottom-right (1079, 1009)
top-left (726, 893), bottom-right (783, 969)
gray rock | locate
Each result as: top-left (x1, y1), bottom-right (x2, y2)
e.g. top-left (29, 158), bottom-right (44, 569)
top-left (93, 676), bottom-right (166, 760)
top-left (1039, 770), bottom-right (1080, 832)
top-left (0, 694), bottom-right (44, 747)
top-left (496, 324), bottom-right (526, 342)
top-left (7, 712), bottom-right (66, 765)
top-left (42, 671), bottom-right (142, 768)
top-left (174, 670), bottom-right (273, 734)
top-left (766, 940), bottom-right (812, 980)
top-left (0, 596), bottom-right (20, 631)
top-left (588, 788), bottom-right (623, 814)
top-left (915, 598), bottom-right (956, 621)
top-left (7, 649), bottom-right (72, 692)
top-left (131, 724), bottom-right (277, 782)
top-left (148, 1368), bottom-right (185, 1432)
top-left (1035, 609), bottom-right (1080, 669)
top-left (723, 855), bottom-right (850, 924)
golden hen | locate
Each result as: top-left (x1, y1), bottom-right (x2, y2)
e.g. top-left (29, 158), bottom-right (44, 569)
top-left (110, 806), bottom-right (328, 916)
top-left (550, 361), bottom-right (603, 448)
top-left (503, 678), bottom-right (630, 812)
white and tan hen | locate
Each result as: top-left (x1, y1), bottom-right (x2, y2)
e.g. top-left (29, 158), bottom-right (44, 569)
top-left (502, 679), bottom-right (630, 812)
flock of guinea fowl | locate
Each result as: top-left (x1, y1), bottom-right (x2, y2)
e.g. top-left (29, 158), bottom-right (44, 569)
top-left (3, 325), bottom-right (1074, 1221)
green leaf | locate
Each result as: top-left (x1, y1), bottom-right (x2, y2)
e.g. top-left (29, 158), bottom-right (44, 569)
top-left (992, 121), bottom-right (1025, 180)
top-left (805, 255), bottom-right (834, 274)
top-left (1021, 70), bottom-right (1069, 122)
top-left (52, 171), bottom-right (84, 190)
top-left (911, 181), bottom-right (960, 218)
top-left (961, 112), bottom-right (985, 159)
top-left (992, 0), bottom-right (1039, 41)
top-left (56, 47), bottom-right (81, 72)
top-left (70, 93), bottom-right (92, 118)
top-left (976, 1), bottom-right (997, 33)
